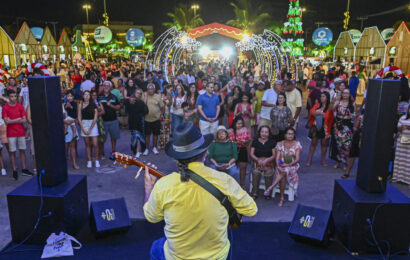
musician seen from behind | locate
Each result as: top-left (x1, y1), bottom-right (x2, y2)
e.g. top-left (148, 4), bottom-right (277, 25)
top-left (143, 121), bottom-right (257, 260)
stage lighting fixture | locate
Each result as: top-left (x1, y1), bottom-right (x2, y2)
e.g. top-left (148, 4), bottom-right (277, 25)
top-left (199, 46), bottom-right (210, 57)
top-left (220, 47), bottom-right (233, 58)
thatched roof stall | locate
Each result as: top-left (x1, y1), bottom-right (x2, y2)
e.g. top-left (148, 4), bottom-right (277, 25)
top-left (384, 22), bottom-right (410, 74)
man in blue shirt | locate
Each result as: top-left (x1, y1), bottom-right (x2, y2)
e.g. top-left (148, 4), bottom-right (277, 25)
top-left (196, 82), bottom-right (220, 135)
top-left (349, 71), bottom-right (360, 100)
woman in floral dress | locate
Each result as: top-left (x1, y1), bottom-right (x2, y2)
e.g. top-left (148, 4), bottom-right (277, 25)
top-left (264, 127), bottom-right (301, 206)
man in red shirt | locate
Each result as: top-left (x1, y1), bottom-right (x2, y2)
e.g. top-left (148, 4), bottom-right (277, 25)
top-left (2, 90), bottom-right (33, 180)
top-left (71, 68), bottom-right (83, 100)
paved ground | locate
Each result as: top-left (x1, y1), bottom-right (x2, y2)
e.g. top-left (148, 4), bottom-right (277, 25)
top-left (0, 108), bottom-right (409, 249)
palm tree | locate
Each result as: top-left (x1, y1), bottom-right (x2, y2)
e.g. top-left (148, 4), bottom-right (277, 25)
top-left (267, 20), bottom-right (284, 36)
top-left (226, 0), bottom-right (271, 33)
top-left (163, 3), bottom-right (205, 31)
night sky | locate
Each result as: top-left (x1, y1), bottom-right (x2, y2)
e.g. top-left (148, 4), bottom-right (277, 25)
top-left (1, 0), bottom-right (409, 40)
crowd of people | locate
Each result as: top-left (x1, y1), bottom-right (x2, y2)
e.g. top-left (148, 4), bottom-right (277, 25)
top-left (0, 58), bottom-right (409, 199)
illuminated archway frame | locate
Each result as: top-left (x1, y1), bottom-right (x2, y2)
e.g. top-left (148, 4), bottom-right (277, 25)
top-left (146, 24), bottom-right (297, 82)
top-left (236, 29), bottom-right (298, 82)
top-left (145, 27), bottom-right (201, 82)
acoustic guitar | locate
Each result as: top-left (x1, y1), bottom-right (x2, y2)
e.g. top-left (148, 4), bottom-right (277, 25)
top-left (111, 152), bottom-right (242, 229)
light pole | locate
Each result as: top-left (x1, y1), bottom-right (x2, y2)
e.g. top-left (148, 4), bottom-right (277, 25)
top-left (82, 4), bottom-right (91, 37)
top-left (191, 4), bottom-right (200, 16)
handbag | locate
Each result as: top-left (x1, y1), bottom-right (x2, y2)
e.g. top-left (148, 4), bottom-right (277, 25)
top-left (400, 136), bottom-right (410, 144)
top-left (41, 232), bottom-right (82, 259)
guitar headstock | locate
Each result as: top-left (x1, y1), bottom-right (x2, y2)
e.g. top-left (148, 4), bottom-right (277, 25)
top-left (111, 152), bottom-right (139, 166)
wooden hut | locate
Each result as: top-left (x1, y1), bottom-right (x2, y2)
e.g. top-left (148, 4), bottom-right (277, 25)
top-left (384, 21), bottom-right (410, 74)
top-left (0, 26), bottom-right (16, 69)
top-left (14, 22), bottom-right (40, 65)
top-left (57, 28), bottom-right (72, 61)
top-left (333, 31), bottom-right (355, 62)
top-left (355, 27), bottom-right (386, 67)
top-left (40, 26), bottom-right (57, 62)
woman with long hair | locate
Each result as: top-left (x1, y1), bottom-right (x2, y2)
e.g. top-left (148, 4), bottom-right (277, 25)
top-left (77, 91), bottom-right (100, 168)
top-left (123, 78), bottom-right (136, 99)
top-left (270, 92), bottom-right (293, 142)
top-left (185, 83), bottom-right (199, 125)
top-left (264, 127), bottom-right (301, 206)
top-left (392, 106), bottom-right (410, 185)
top-left (229, 116), bottom-right (251, 188)
top-left (234, 92), bottom-right (254, 132)
top-left (306, 91), bottom-right (334, 166)
top-left (250, 125), bottom-right (276, 200)
top-left (170, 84), bottom-right (186, 133)
top-left (226, 86), bottom-right (242, 127)
top-left (91, 90), bottom-right (106, 159)
top-left (330, 89), bottom-right (355, 169)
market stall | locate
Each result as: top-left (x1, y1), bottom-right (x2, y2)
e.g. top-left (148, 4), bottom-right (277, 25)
top-left (40, 26), bottom-right (57, 62)
top-left (57, 28), bottom-right (72, 61)
top-left (14, 22), bottom-right (40, 65)
top-left (333, 31), bottom-right (355, 62)
top-left (384, 21), bottom-right (410, 74)
top-left (355, 26), bottom-right (386, 75)
top-left (0, 26), bottom-right (16, 69)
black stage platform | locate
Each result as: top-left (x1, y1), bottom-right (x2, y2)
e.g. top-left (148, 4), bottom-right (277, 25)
top-left (1, 220), bottom-right (408, 259)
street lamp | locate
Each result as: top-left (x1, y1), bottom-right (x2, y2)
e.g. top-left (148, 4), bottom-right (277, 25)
top-left (191, 4), bottom-right (200, 16)
top-left (82, 4), bottom-right (91, 39)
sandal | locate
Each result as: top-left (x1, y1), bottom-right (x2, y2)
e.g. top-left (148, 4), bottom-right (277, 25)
top-left (264, 188), bottom-right (272, 197)
top-left (278, 198), bottom-right (284, 207)
top-left (341, 173), bottom-right (350, 179)
top-left (333, 164), bottom-right (340, 169)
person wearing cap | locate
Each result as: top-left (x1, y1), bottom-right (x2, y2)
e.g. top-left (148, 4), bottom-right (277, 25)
top-left (207, 125), bottom-right (240, 182)
top-left (143, 121), bottom-right (257, 260)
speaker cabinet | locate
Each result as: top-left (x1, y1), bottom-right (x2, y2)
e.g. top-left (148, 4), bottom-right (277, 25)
top-left (356, 79), bottom-right (400, 193)
top-left (7, 175), bottom-right (89, 245)
top-left (332, 180), bottom-right (410, 254)
top-left (288, 204), bottom-right (334, 246)
top-left (90, 198), bottom-right (132, 238)
top-left (28, 76), bottom-right (67, 187)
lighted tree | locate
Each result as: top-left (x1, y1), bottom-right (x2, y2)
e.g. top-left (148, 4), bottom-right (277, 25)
top-left (282, 0), bottom-right (304, 56)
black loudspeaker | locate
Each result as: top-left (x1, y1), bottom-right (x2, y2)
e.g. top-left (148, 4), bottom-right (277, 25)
top-left (28, 76), bottom-right (67, 187)
top-left (7, 175), bottom-right (89, 245)
top-left (288, 204), bottom-right (334, 246)
top-left (90, 198), bottom-right (132, 238)
top-left (356, 79), bottom-right (400, 193)
top-left (332, 180), bottom-right (410, 254)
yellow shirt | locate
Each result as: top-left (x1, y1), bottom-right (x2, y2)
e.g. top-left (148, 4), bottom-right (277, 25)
top-left (255, 90), bottom-right (266, 114)
top-left (285, 89), bottom-right (302, 118)
top-left (143, 162), bottom-right (257, 260)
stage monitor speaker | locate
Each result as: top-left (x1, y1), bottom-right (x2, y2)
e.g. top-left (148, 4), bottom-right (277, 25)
top-left (332, 179), bottom-right (410, 254)
top-left (90, 198), bottom-right (132, 238)
top-left (28, 76), bottom-right (67, 187)
top-left (356, 79), bottom-right (400, 193)
top-left (288, 204), bottom-right (334, 246)
top-left (7, 175), bottom-right (88, 245)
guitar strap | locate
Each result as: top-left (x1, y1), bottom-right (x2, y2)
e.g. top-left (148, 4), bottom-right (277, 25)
top-left (186, 169), bottom-right (240, 226)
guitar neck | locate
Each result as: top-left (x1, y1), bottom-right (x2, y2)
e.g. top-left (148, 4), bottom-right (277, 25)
top-left (134, 160), bottom-right (165, 179)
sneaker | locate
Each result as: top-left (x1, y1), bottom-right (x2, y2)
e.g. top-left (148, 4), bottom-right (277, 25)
top-left (21, 169), bottom-right (34, 176)
top-left (95, 161), bottom-right (100, 168)
top-left (143, 149), bottom-right (149, 156)
top-left (87, 161), bottom-right (92, 168)
top-left (135, 152), bottom-right (141, 158)
top-left (13, 170), bottom-right (18, 180)
top-left (1, 169), bottom-right (6, 176)
top-left (152, 147), bottom-right (159, 155)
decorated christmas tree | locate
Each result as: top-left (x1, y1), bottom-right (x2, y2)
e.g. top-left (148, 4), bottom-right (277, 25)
top-left (282, 0), bottom-right (304, 56)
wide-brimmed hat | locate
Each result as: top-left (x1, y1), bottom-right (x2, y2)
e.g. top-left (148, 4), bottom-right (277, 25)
top-left (165, 121), bottom-right (214, 160)
top-left (215, 125), bottom-right (229, 141)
